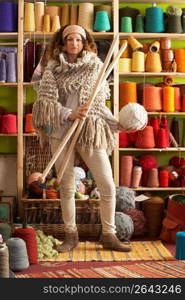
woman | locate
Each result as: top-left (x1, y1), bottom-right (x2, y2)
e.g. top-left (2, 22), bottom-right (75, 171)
top-left (32, 25), bottom-right (132, 253)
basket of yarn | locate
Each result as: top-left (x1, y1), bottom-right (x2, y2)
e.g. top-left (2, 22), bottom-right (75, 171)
top-left (142, 196), bottom-right (165, 237)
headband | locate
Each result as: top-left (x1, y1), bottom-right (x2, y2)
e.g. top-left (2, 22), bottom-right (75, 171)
top-left (62, 25), bottom-right (86, 40)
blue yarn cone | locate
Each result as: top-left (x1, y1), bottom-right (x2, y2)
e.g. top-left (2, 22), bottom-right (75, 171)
top-left (176, 231), bottom-right (185, 260)
top-left (0, 58), bottom-right (6, 82)
top-left (94, 11), bottom-right (110, 32)
top-left (145, 6), bottom-right (164, 33)
top-left (6, 52), bottom-right (17, 83)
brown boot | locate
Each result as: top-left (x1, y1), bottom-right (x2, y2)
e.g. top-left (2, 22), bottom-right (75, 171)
top-left (56, 231), bottom-right (79, 253)
top-left (100, 233), bottom-right (132, 252)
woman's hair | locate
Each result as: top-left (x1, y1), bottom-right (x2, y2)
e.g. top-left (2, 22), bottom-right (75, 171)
top-left (47, 25), bottom-right (97, 62)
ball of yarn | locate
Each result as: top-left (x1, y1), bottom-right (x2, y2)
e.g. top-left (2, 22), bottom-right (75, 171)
top-left (0, 223), bottom-right (12, 242)
top-left (123, 209), bottom-right (146, 237)
top-left (116, 186), bottom-right (136, 211)
top-left (28, 172), bottom-right (42, 184)
top-left (119, 103), bottom-right (148, 133)
top-left (169, 156), bottom-right (181, 168)
top-left (46, 189), bottom-right (59, 199)
top-left (115, 212), bottom-right (134, 241)
top-left (138, 154), bottom-right (157, 171)
top-left (74, 167), bottom-right (86, 181)
top-left (28, 181), bottom-right (43, 197)
top-left (6, 238), bottom-right (29, 271)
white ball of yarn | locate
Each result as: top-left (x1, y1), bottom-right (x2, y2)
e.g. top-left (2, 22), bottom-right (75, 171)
top-left (119, 103), bottom-right (148, 133)
top-left (74, 167), bottom-right (86, 181)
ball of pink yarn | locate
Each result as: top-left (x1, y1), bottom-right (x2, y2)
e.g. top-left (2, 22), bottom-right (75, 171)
top-left (138, 154), bottom-right (157, 171)
top-left (28, 172), bottom-right (42, 184)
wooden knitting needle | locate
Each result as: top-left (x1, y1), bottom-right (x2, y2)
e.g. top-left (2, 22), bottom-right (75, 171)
top-left (57, 40), bottom-right (128, 182)
top-left (39, 34), bottom-right (120, 183)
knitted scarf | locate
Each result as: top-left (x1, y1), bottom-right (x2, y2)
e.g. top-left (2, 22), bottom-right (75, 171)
top-left (32, 51), bottom-right (116, 154)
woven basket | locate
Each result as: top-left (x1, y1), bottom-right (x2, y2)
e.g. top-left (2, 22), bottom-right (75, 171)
top-left (142, 196), bottom-right (165, 237)
top-left (21, 197), bottom-right (101, 237)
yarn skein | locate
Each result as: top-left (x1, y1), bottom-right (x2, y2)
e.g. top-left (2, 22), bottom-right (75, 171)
top-left (14, 228), bottom-right (38, 264)
top-left (6, 238), bottom-right (29, 271)
top-left (0, 243), bottom-right (9, 278)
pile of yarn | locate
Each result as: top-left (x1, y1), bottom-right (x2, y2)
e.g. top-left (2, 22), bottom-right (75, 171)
top-left (36, 230), bottom-right (61, 260)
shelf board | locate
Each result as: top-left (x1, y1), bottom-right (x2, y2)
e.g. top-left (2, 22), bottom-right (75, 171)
top-left (132, 187), bottom-right (185, 191)
top-left (0, 83), bottom-right (18, 87)
top-left (119, 148), bottom-right (185, 151)
top-left (0, 32), bottom-right (18, 39)
top-left (24, 32), bottom-right (114, 40)
top-left (0, 134), bottom-right (17, 136)
top-left (23, 133), bottom-right (37, 136)
top-left (119, 32), bottom-right (185, 40)
top-left (25, 0), bottom-right (112, 2)
top-left (148, 112), bottom-right (185, 116)
top-left (119, 0), bottom-right (185, 3)
top-left (119, 72), bottom-right (185, 77)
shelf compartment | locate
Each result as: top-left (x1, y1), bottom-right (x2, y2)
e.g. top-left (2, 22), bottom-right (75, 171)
top-left (119, 148), bottom-right (185, 151)
top-left (24, 32), bottom-right (114, 40)
top-left (119, 72), bottom-right (185, 77)
top-left (132, 187), bottom-right (185, 191)
top-left (119, 33), bottom-right (185, 40)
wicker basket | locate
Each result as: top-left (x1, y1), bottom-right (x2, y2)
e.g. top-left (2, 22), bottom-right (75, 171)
top-left (21, 197), bottom-right (101, 238)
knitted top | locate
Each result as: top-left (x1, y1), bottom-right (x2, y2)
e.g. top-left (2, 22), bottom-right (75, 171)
top-left (32, 51), bottom-right (120, 154)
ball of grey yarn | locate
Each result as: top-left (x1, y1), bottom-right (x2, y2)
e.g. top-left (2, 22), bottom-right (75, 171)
top-left (0, 223), bottom-right (12, 242)
top-left (115, 212), bottom-right (134, 241)
top-left (6, 238), bottom-right (29, 271)
top-left (116, 186), bottom-right (136, 211)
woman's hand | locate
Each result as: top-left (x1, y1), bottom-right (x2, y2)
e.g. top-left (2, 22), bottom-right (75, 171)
top-left (68, 104), bottom-right (89, 121)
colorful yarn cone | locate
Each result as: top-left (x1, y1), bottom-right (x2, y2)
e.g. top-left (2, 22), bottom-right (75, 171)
top-left (135, 14), bottom-right (144, 32)
top-left (159, 170), bottom-right (169, 187)
top-left (131, 166), bottom-right (142, 188)
top-left (25, 114), bottom-right (36, 133)
top-left (120, 155), bottom-right (133, 187)
top-left (1, 114), bottom-right (17, 133)
top-left (94, 11), bottom-right (110, 32)
top-left (147, 168), bottom-right (159, 187)
top-left (121, 17), bottom-right (132, 33)
top-left (135, 126), bottom-right (155, 148)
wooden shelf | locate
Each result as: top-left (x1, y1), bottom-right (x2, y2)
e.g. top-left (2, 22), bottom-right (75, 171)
top-left (119, 148), bottom-right (185, 151)
top-left (23, 133), bottom-right (37, 136)
top-left (0, 83), bottom-right (18, 87)
top-left (0, 33), bottom-right (18, 39)
top-left (0, 134), bottom-right (17, 136)
top-left (119, 72), bottom-right (185, 77)
top-left (119, 33), bottom-right (185, 40)
top-left (24, 32), bottom-right (114, 40)
top-left (132, 187), bottom-right (185, 191)
top-left (119, 0), bottom-right (185, 3)
top-left (148, 112), bottom-right (185, 116)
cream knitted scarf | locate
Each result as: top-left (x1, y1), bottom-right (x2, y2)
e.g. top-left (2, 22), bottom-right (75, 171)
top-left (32, 51), bottom-right (116, 154)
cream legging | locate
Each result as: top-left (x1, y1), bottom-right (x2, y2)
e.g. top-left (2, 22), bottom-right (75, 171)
top-left (51, 138), bottom-right (116, 234)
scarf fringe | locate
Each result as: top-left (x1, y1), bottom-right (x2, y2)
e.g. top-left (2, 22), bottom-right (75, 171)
top-left (77, 118), bottom-right (116, 155)
top-left (32, 100), bottom-right (61, 132)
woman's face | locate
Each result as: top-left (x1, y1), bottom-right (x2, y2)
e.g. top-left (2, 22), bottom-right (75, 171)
top-left (65, 33), bottom-right (84, 56)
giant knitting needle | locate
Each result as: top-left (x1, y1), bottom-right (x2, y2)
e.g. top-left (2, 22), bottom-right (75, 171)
top-left (39, 34), bottom-right (121, 183)
top-left (57, 40), bottom-right (128, 182)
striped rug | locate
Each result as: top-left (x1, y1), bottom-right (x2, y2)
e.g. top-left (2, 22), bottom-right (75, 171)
top-left (39, 240), bottom-right (173, 262)
top-left (16, 261), bottom-right (185, 278)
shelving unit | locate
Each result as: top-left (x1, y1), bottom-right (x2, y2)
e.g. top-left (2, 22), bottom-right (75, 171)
top-left (1, 0), bottom-right (185, 214)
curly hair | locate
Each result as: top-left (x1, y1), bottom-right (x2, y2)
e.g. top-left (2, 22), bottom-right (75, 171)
top-left (47, 25), bottom-right (97, 62)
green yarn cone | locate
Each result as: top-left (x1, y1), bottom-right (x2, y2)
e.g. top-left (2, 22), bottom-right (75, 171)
top-left (135, 14), bottom-right (144, 32)
top-left (94, 11), bottom-right (111, 32)
top-left (182, 15), bottom-right (185, 33)
top-left (120, 17), bottom-right (132, 33)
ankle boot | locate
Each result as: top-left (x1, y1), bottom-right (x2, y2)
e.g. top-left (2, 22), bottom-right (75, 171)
top-left (56, 231), bottom-right (79, 253)
top-left (100, 233), bottom-right (132, 252)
